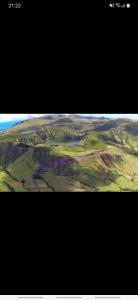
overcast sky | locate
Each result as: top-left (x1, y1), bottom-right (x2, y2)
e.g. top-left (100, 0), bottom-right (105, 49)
top-left (0, 114), bottom-right (138, 122)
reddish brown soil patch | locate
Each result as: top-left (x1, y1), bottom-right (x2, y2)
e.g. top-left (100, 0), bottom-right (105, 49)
top-left (73, 150), bottom-right (109, 163)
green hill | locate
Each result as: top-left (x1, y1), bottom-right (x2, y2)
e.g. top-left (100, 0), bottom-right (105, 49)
top-left (0, 115), bottom-right (138, 192)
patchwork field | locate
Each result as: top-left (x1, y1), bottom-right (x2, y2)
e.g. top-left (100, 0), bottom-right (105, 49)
top-left (0, 114), bottom-right (138, 192)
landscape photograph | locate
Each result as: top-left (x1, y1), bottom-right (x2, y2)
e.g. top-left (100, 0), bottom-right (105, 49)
top-left (0, 114), bottom-right (138, 192)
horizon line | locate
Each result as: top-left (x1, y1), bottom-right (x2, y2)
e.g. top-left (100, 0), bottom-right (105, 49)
top-left (0, 114), bottom-right (138, 123)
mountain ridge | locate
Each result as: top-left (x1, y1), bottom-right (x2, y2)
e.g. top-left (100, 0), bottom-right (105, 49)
top-left (1, 115), bottom-right (138, 133)
top-left (0, 114), bottom-right (138, 192)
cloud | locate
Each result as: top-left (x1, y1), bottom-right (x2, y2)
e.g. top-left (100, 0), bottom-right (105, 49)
top-left (0, 114), bottom-right (46, 122)
top-left (80, 114), bottom-right (138, 120)
top-left (0, 114), bottom-right (138, 122)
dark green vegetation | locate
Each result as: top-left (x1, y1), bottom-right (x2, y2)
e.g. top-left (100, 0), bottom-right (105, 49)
top-left (0, 114), bottom-right (138, 192)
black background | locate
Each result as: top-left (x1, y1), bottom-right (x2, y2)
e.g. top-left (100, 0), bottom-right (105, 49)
top-left (1, 192), bottom-right (138, 295)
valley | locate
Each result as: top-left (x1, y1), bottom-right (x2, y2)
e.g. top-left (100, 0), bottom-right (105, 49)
top-left (0, 114), bottom-right (138, 192)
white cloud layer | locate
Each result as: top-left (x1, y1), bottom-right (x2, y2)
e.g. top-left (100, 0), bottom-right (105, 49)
top-left (0, 114), bottom-right (46, 122)
top-left (82, 114), bottom-right (138, 120)
top-left (0, 114), bottom-right (138, 122)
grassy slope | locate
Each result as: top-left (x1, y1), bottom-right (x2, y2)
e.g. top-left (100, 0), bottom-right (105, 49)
top-left (7, 148), bottom-right (52, 191)
top-left (0, 116), bottom-right (138, 192)
top-left (0, 170), bottom-right (27, 192)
